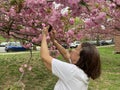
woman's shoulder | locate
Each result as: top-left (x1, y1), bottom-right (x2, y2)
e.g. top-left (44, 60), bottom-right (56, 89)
top-left (73, 65), bottom-right (89, 80)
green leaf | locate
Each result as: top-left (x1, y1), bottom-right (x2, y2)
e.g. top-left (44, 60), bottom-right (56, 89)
top-left (10, 0), bottom-right (17, 5)
top-left (79, 0), bottom-right (88, 6)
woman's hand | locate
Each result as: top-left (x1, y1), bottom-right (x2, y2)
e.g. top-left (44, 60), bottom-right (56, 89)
top-left (42, 26), bottom-right (49, 36)
top-left (49, 29), bottom-right (70, 61)
top-left (49, 30), bottom-right (56, 42)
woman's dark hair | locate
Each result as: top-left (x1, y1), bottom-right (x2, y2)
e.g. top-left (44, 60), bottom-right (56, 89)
top-left (75, 42), bottom-right (101, 80)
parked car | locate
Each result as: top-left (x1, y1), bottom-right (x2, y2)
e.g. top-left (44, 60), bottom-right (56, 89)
top-left (70, 41), bottom-right (81, 48)
top-left (62, 43), bottom-right (69, 49)
top-left (100, 39), bottom-right (114, 46)
top-left (0, 42), bottom-right (8, 47)
top-left (105, 39), bottom-right (114, 44)
top-left (87, 39), bottom-right (114, 46)
top-left (87, 41), bottom-right (97, 45)
top-left (5, 42), bottom-right (29, 52)
top-left (99, 40), bottom-right (109, 45)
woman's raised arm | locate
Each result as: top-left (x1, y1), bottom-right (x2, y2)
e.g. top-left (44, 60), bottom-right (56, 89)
top-left (49, 30), bottom-right (70, 61)
top-left (40, 26), bottom-right (53, 71)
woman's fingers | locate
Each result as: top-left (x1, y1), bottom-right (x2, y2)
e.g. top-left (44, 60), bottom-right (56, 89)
top-left (53, 30), bottom-right (56, 34)
top-left (42, 26), bottom-right (49, 35)
top-left (49, 31), bottom-right (55, 42)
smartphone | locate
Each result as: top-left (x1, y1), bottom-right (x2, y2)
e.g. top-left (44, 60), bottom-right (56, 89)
top-left (48, 24), bottom-right (52, 32)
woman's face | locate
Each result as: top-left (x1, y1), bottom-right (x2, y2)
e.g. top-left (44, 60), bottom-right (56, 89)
top-left (70, 45), bottom-right (82, 64)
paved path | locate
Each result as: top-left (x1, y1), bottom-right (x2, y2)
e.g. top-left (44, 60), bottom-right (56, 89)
top-left (96, 45), bottom-right (114, 48)
top-left (0, 51), bottom-right (39, 55)
top-left (0, 47), bottom-right (6, 52)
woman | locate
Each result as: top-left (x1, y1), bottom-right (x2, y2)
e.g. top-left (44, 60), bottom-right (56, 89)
top-left (40, 26), bottom-right (101, 90)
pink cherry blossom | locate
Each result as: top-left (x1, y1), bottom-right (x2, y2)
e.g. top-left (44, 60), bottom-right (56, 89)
top-left (19, 67), bottom-right (24, 73)
top-left (95, 12), bottom-right (106, 24)
top-left (24, 64), bottom-right (28, 68)
top-left (28, 66), bottom-right (32, 71)
top-left (68, 29), bottom-right (75, 35)
top-left (69, 18), bottom-right (75, 25)
top-left (32, 38), bottom-right (38, 43)
top-left (85, 19), bottom-right (96, 28)
top-left (109, 3), bottom-right (116, 9)
top-left (9, 7), bottom-right (16, 17)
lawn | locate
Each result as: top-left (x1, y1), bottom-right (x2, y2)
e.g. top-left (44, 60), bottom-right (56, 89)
top-left (0, 46), bottom-right (120, 90)
top-left (0, 36), bottom-right (6, 42)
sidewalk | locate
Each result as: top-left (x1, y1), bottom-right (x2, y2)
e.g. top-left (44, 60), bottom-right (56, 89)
top-left (96, 45), bottom-right (114, 48)
top-left (0, 51), bottom-right (39, 55)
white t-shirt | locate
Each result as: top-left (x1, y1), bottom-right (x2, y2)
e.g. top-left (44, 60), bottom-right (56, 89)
top-left (52, 58), bottom-right (89, 90)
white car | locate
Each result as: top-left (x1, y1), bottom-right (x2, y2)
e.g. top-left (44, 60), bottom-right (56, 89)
top-left (70, 41), bottom-right (81, 48)
top-left (0, 42), bottom-right (8, 47)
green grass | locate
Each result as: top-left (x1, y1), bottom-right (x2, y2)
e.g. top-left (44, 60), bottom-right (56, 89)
top-left (0, 36), bottom-right (15, 42)
top-left (89, 46), bottom-right (120, 90)
top-left (0, 46), bottom-right (120, 90)
top-left (0, 52), bottom-right (57, 90)
top-left (0, 36), bottom-right (5, 42)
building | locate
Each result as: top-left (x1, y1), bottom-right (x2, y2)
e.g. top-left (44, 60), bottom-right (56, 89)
top-left (114, 35), bottom-right (120, 54)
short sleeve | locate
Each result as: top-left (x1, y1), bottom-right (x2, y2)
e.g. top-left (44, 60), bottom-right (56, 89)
top-left (52, 58), bottom-right (76, 81)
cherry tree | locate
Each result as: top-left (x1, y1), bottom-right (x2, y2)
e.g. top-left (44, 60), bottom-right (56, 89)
top-left (0, 0), bottom-right (113, 45)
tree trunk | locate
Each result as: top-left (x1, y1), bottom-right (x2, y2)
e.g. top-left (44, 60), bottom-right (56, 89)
top-left (33, 45), bottom-right (37, 50)
top-left (114, 35), bottom-right (120, 54)
top-left (96, 35), bottom-right (100, 46)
